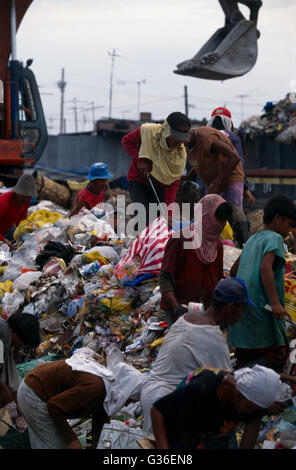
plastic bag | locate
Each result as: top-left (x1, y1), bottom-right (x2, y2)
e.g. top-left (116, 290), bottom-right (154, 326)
top-left (98, 264), bottom-right (114, 279)
top-left (275, 124), bottom-right (296, 145)
top-left (91, 207), bottom-right (109, 222)
top-left (106, 347), bottom-right (124, 371)
top-left (82, 251), bottom-right (109, 265)
top-left (82, 261), bottom-right (101, 276)
top-left (101, 296), bottom-right (134, 314)
top-left (0, 281), bottom-right (14, 298)
top-left (223, 245), bottom-right (242, 274)
top-left (114, 259), bottom-right (140, 285)
top-left (12, 271), bottom-right (42, 290)
top-left (35, 226), bottom-right (66, 246)
top-left (2, 290), bottom-right (25, 318)
top-left (28, 200), bottom-right (68, 217)
top-left (42, 258), bottom-right (66, 276)
top-left (97, 420), bottom-right (148, 449)
top-left (85, 246), bottom-right (119, 263)
top-left (275, 423), bottom-right (296, 449)
top-left (285, 277), bottom-right (296, 322)
top-left (3, 234), bottom-right (39, 282)
top-left (221, 221), bottom-right (233, 241)
top-left (0, 244), bottom-right (11, 265)
top-left (79, 212), bottom-right (117, 239)
top-left (66, 297), bottom-right (85, 318)
top-left (13, 210), bottom-right (62, 242)
top-left (73, 233), bottom-right (91, 248)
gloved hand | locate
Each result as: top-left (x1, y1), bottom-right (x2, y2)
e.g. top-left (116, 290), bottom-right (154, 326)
top-left (174, 304), bottom-right (188, 319)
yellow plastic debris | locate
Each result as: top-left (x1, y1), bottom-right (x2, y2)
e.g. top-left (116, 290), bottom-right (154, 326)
top-left (14, 210), bottom-right (62, 241)
top-left (150, 336), bottom-right (165, 349)
top-left (82, 251), bottom-right (109, 265)
top-left (0, 280), bottom-right (13, 297)
top-left (221, 221), bottom-right (233, 241)
top-left (101, 297), bottom-right (134, 314)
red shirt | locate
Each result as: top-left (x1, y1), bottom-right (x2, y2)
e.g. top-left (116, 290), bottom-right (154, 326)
top-left (0, 190), bottom-right (30, 241)
top-left (121, 127), bottom-right (181, 206)
top-left (160, 236), bottom-right (223, 311)
top-left (75, 186), bottom-right (104, 209)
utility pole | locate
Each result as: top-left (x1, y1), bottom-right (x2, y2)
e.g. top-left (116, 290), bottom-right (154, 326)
top-left (91, 102), bottom-right (95, 126)
top-left (73, 97), bottom-right (78, 133)
top-left (108, 49), bottom-right (121, 119)
top-left (137, 79), bottom-right (146, 119)
top-left (83, 103), bottom-right (104, 131)
top-left (238, 94), bottom-right (247, 123)
top-left (184, 85), bottom-right (189, 117)
top-left (57, 68), bottom-right (67, 134)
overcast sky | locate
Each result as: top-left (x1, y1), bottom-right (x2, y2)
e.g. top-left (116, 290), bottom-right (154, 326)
top-left (16, 0), bottom-right (296, 134)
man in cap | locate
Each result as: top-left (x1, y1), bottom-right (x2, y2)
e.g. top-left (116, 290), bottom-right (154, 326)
top-left (121, 112), bottom-right (191, 227)
top-left (68, 162), bottom-right (113, 217)
top-left (140, 277), bottom-right (256, 435)
top-left (0, 174), bottom-right (37, 247)
top-left (186, 117), bottom-right (248, 248)
top-left (208, 106), bottom-right (255, 207)
top-left (151, 363), bottom-right (284, 449)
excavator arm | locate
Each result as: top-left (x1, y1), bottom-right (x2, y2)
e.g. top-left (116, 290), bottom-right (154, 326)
top-left (174, 0), bottom-right (263, 80)
top-left (0, 0), bottom-right (33, 82)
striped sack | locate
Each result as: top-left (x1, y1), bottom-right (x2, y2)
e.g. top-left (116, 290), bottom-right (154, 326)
top-left (114, 216), bottom-right (172, 278)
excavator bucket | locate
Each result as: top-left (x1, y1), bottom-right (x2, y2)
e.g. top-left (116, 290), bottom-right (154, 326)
top-left (174, 19), bottom-right (258, 81)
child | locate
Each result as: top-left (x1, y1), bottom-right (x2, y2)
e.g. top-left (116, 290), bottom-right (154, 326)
top-left (68, 162), bottom-right (113, 217)
top-left (228, 194), bottom-right (296, 372)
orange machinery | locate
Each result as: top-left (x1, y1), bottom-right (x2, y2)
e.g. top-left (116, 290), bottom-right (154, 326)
top-left (0, 0), bottom-right (47, 172)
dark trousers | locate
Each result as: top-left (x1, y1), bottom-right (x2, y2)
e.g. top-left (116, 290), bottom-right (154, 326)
top-left (128, 180), bottom-right (165, 228)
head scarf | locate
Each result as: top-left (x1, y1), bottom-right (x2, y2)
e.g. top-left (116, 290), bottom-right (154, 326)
top-left (194, 194), bottom-right (226, 265)
top-left (207, 115), bottom-right (233, 133)
top-left (234, 365), bottom-right (281, 409)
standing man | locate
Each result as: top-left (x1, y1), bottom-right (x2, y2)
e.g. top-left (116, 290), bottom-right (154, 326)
top-left (0, 174), bottom-right (37, 247)
top-left (121, 112), bottom-right (191, 227)
top-left (187, 123), bottom-right (247, 247)
top-left (207, 106), bottom-right (255, 207)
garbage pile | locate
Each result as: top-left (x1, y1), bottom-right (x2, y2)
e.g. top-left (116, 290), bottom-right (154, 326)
top-left (2, 200), bottom-right (296, 449)
top-left (239, 94), bottom-right (296, 144)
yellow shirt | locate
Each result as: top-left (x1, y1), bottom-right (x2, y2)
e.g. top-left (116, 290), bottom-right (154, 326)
top-left (139, 122), bottom-right (187, 185)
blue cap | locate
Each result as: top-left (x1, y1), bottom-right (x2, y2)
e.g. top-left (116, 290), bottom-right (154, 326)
top-left (87, 162), bottom-right (113, 180)
top-left (213, 277), bottom-right (256, 306)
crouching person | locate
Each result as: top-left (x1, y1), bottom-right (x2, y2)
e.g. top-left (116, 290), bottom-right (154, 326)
top-left (0, 313), bottom-right (40, 412)
top-left (17, 357), bottom-right (108, 449)
top-left (140, 276), bottom-right (253, 434)
top-left (151, 365), bottom-right (283, 449)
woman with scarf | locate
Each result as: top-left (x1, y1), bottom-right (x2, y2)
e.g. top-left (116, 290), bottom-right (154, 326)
top-left (121, 112), bottom-right (191, 227)
top-left (159, 194), bottom-right (232, 325)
